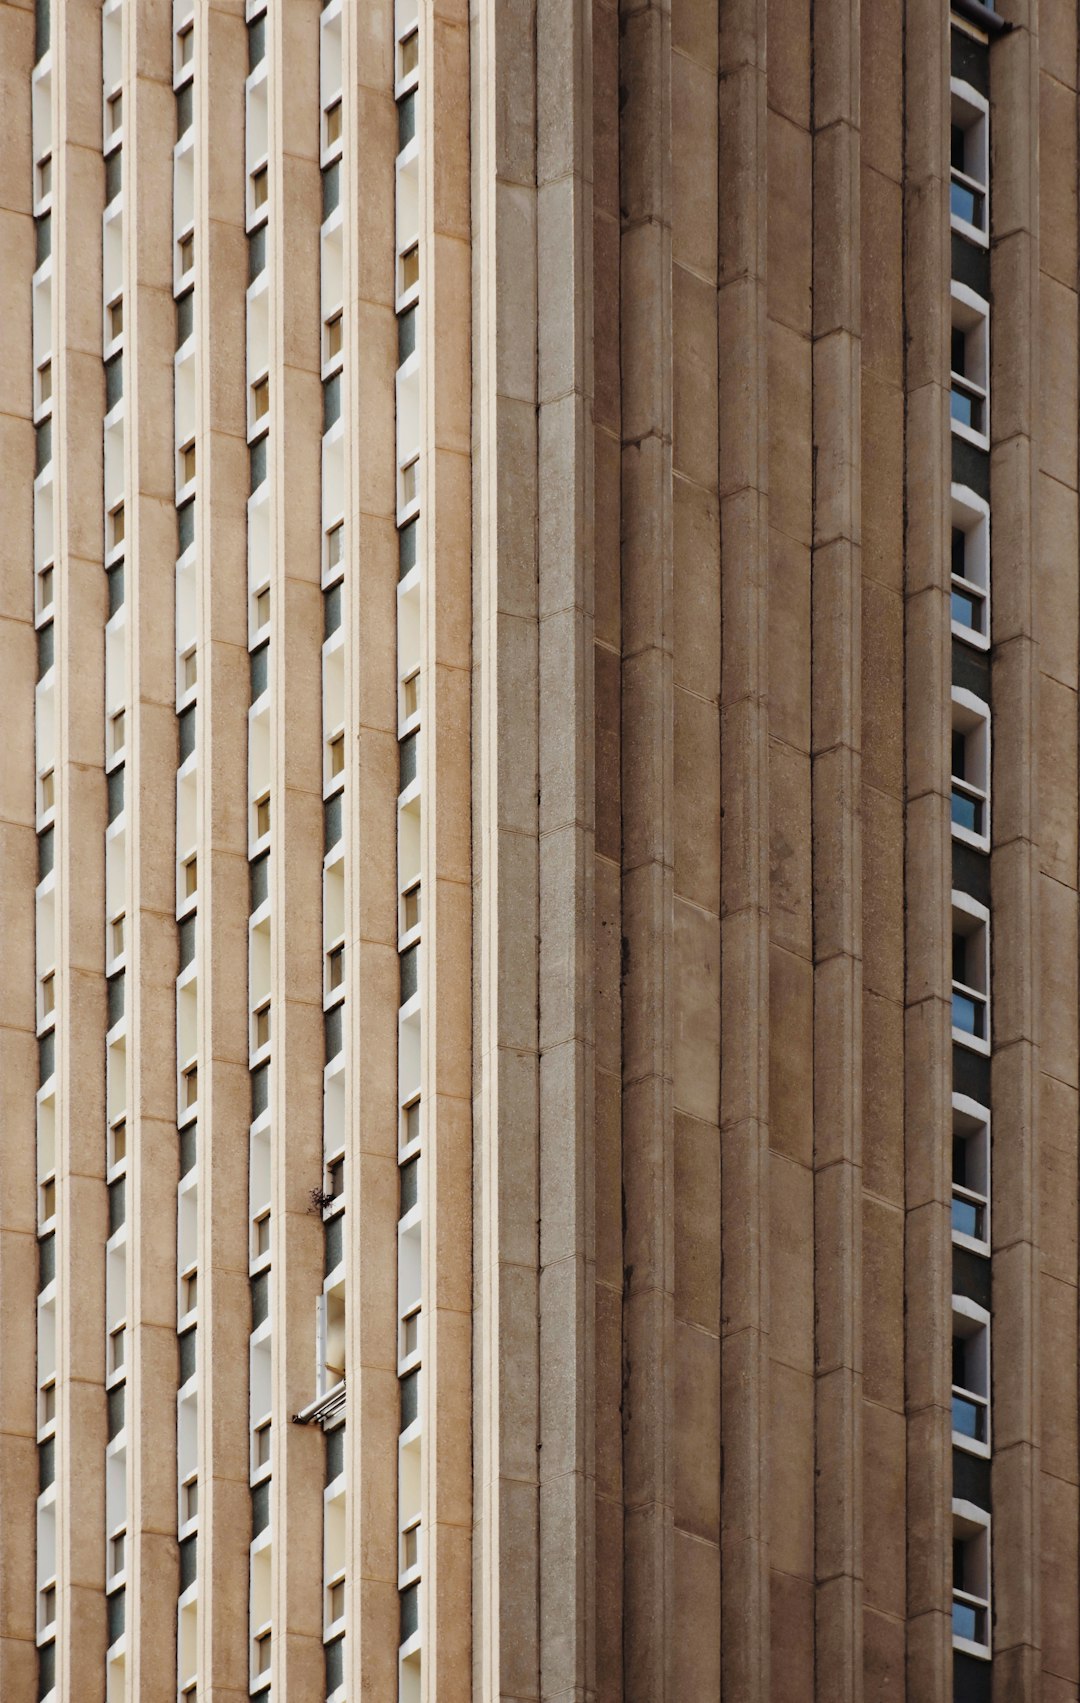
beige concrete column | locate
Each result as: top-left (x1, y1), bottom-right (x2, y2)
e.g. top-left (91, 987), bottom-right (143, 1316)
top-left (267, 3), bottom-right (325, 1697)
top-left (420, 0), bottom-right (472, 1696)
top-left (990, 6), bottom-right (1042, 1697)
top-left (858, 0), bottom-right (907, 1691)
top-left (619, 0), bottom-right (675, 1696)
top-left (536, 0), bottom-right (597, 1698)
top-left (123, 0), bottom-right (181, 1692)
top-left (717, 0), bottom-right (770, 1693)
top-left (195, 5), bottom-right (251, 1696)
top-left (0, 6), bottom-right (43, 1699)
top-left (1031, 14), bottom-right (1080, 1699)
top-left (52, 0), bottom-right (110, 1690)
top-left (765, 0), bottom-right (815, 1689)
top-left (591, 0), bottom-right (623, 1693)
top-left (811, 0), bottom-right (863, 1694)
top-left (902, 0), bottom-right (952, 1695)
top-left (670, 0), bottom-right (722, 1694)
top-left (341, 1), bottom-right (400, 1696)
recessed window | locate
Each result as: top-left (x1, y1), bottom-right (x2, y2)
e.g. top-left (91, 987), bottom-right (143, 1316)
top-left (41, 971), bottom-right (55, 1016)
top-left (327, 943), bottom-right (344, 990)
top-left (325, 312), bottom-right (343, 361)
top-left (178, 23), bottom-right (194, 66)
top-left (37, 154), bottom-right (52, 201)
top-left (403, 1307), bottom-right (419, 1357)
top-left (329, 1577), bottom-right (345, 1623)
top-left (109, 1324), bottom-right (126, 1375)
top-left (256, 586), bottom-right (270, 628)
top-left (182, 1270), bottom-right (198, 1314)
top-left (254, 1003), bottom-right (270, 1050)
top-left (403, 1522), bottom-right (419, 1570)
top-left (402, 883), bottom-right (420, 934)
top-left (951, 486), bottom-right (990, 646)
top-left (951, 691), bottom-right (990, 849)
top-left (183, 854), bottom-right (198, 898)
top-left (400, 455), bottom-right (418, 509)
top-left (182, 649), bottom-right (198, 693)
top-left (952, 1099), bottom-right (989, 1248)
top-left (255, 1628), bottom-right (272, 1675)
top-left (110, 708), bottom-right (126, 759)
top-left (952, 896), bottom-right (989, 1051)
top-left (109, 501), bottom-right (126, 549)
top-left (40, 767), bottom-right (55, 814)
top-left (399, 28), bottom-right (418, 78)
top-left (179, 231), bottom-right (194, 275)
top-left (109, 1532), bottom-right (126, 1578)
top-left (952, 1509), bottom-right (990, 1654)
top-left (400, 242), bottom-right (419, 295)
top-left (252, 376), bottom-right (269, 421)
top-left (329, 1156), bottom-right (344, 1200)
top-left (39, 359), bottom-right (52, 404)
top-left (329, 732), bottom-right (344, 778)
top-left (111, 916), bottom-right (126, 962)
top-left (403, 1098), bottom-right (420, 1147)
top-left (41, 1176), bottom-right (56, 1221)
top-left (108, 297), bottom-right (124, 341)
top-left (402, 672), bottom-right (419, 722)
top-left (327, 521), bottom-right (344, 569)
top-left (40, 1583), bottom-right (56, 1630)
top-left (325, 99), bottom-right (342, 146)
top-left (183, 1477), bottom-right (199, 1521)
top-left (952, 1302), bottom-right (990, 1450)
top-left (950, 289), bottom-right (989, 445)
top-left (183, 1062), bottom-right (198, 1109)
top-left (38, 564), bottom-right (54, 614)
top-left (107, 90), bottom-right (123, 135)
top-left (256, 794), bottom-right (271, 840)
top-left (951, 82), bottom-right (989, 240)
top-left (254, 1419), bottom-right (271, 1470)
top-left (252, 165), bottom-right (268, 210)
top-left (254, 1212), bottom-right (270, 1259)
top-left (111, 1117), bottom-right (127, 1167)
top-left (41, 1379), bottom-right (56, 1424)
top-left (181, 440), bottom-right (196, 484)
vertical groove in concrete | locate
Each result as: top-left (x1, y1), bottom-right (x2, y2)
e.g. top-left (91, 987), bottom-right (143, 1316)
top-left (618, 0), bottom-right (675, 1696)
top-left (990, 8), bottom-right (1042, 1697)
top-left (717, 0), bottom-right (770, 1693)
top-left (268, 5), bottom-right (324, 1697)
top-left (536, 0), bottom-right (596, 1698)
top-left (421, 0), bottom-right (473, 1696)
top-left (0, 5), bottom-right (42, 1700)
top-left (811, 0), bottom-right (863, 1694)
top-left (343, 0), bottom-right (400, 1694)
top-left (196, 5), bottom-right (250, 1695)
top-left (53, 0), bottom-right (110, 1689)
top-left (124, 1), bottom-right (180, 1692)
top-left (591, 0), bottom-right (624, 1690)
top-left (901, 0), bottom-right (951, 1695)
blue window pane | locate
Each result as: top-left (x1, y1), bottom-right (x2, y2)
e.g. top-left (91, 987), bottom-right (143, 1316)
top-left (952, 1600), bottom-right (981, 1643)
top-left (952, 587), bottom-right (979, 630)
top-left (952, 1195), bottom-right (981, 1239)
top-left (953, 992), bottom-right (979, 1035)
top-left (951, 180), bottom-right (980, 226)
top-left (951, 790), bottom-right (980, 833)
top-left (952, 1393), bottom-right (983, 1440)
top-left (951, 388), bottom-right (976, 429)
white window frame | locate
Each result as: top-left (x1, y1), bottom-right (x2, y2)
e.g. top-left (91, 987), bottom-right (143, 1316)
top-left (951, 687), bottom-right (991, 853)
top-left (952, 1500), bottom-right (992, 1660)
top-left (952, 890), bottom-right (990, 1055)
top-left (952, 1093), bottom-right (990, 1254)
top-left (950, 282), bottom-right (990, 451)
top-left (951, 483), bottom-right (990, 650)
top-left (950, 79), bottom-right (989, 246)
top-left (952, 1295), bottom-right (991, 1457)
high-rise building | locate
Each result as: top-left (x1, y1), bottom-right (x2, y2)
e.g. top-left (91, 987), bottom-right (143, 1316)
top-left (0, 0), bottom-right (1076, 1698)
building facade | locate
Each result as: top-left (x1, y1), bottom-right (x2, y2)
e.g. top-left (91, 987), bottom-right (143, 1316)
top-left (0, 0), bottom-right (1076, 1698)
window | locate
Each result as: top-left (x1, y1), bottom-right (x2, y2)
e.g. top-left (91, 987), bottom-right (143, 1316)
top-left (402, 881), bottom-right (420, 936)
top-left (399, 27), bottom-right (418, 79)
top-left (252, 164), bottom-right (268, 210)
top-left (38, 358), bottom-right (52, 405)
top-left (252, 375), bottom-right (269, 422)
top-left (254, 1211), bottom-right (270, 1260)
top-left (402, 1304), bottom-right (419, 1358)
top-left (40, 1582), bottom-right (56, 1631)
top-left (402, 1097), bottom-right (420, 1149)
top-left (402, 1520), bottom-right (419, 1572)
top-left (109, 1531), bottom-right (126, 1579)
top-left (328, 1575), bottom-right (345, 1625)
top-left (109, 500), bottom-right (125, 552)
top-left (325, 311), bottom-right (342, 361)
top-left (41, 1174), bottom-right (56, 1223)
top-left (951, 81), bottom-right (989, 241)
top-left (952, 894), bottom-right (990, 1052)
top-left (37, 152), bottom-right (52, 202)
top-left (402, 670), bottom-right (419, 723)
top-left (950, 286), bottom-right (989, 447)
top-left (180, 440), bottom-right (196, 485)
top-left (325, 98), bottom-right (342, 147)
top-left (951, 690), bottom-right (990, 850)
top-left (255, 586), bottom-right (270, 628)
top-left (178, 22), bottom-right (194, 67)
top-left (951, 485), bottom-right (990, 646)
top-left (39, 767), bottom-right (55, 815)
top-left (40, 1376), bottom-right (56, 1425)
top-left (41, 970), bottom-right (55, 1017)
top-left (108, 1323), bottom-right (126, 1376)
top-left (253, 1000), bottom-right (270, 1052)
top-left (254, 1628), bottom-right (272, 1675)
top-left (254, 1418), bottom-right (271, 1470)
top-left (400, 453), bottom-right (419, 511)
top-left (329, 732), bottom-right (344, 779)
top-left (106, 89), bottom-right (122, 136)
top-left (952, 1299), bottom-right (990, 1452)
top-left (109, 708), bottom-right (126, 760)
top-left (952, 1505), bottom-right (991, 1657)
top-left (38, 563), bottom-right (54, 615)
top-left (327, 944), bottom-right (344, 991)
top-left (183, 854), bottom-right (198, 899)
top-left (329, 1156), bottom-right (344, 1201)
top-left (182, 1270), bottom-right (198, 1315)
top-left (108, 297), bottom-right (124, 341)
top-left (399, 242), bottom-right (419, 297)
top-left (182, 1061), bottom-right (198, 1110)
top-left (326, 521), bottom-right (344, 570)
top-left (952, 1097), bottom-right (990, 1249)
top-left (110, 916), bottom-right (126, 962)
top-left (255, 793), bottom-right (271, 840)
top-left (178, 231), bottom-right (194, 275)
top-left (182, 649), bottom-right (197, 693)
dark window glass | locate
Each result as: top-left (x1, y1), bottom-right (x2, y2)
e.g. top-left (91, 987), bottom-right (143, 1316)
top-left (324, 1211), bottom-right (343, 1278)
top-left (398, 305), bottom-right (417, 365)
top-left (108, 1177), bottom-right (126, 1237)
top-left (108, 560), bottom-right (125, 616)
top-left (323, 581), bottom-right (342, 639)
top-left (950, 180), bottom-right (981, 227)
top-left (398, 517), bottom-right (417, 580)
top-left (36, 619), bottom-right (54, 681)
top-left (323, 791), bottom-right (342, 854)
top-left (324, 1002), bottom-right (342, 1063)
top-left (951, 124), bottom-right (966, 172)
top-left (106, 1587), bottom-right (125, 1648)
top-left (179, 916), bottom-right (196, 970)
top-left (38, 1231), bottom-right (55, 1291)
top-left (325, 1635), bottom-right (345, 1694)
top-left (250, 640), bottom-right (269, 701)
top-left (179, 703), bottom-right (196, 761)
top-left (252, 1478), bottom-right (270, 1534)
top-left (176, 81), bottom-right (193, 137)
top-left (398, 91), bottom-right (416, 151)
top-left (105, 147), bottom-right (121, 205)
top-left (251, 1270), bottom-right (269, 1328)
top-left (37, 825), bottom-right (54, 881)
top-left (35, 212), bottom-right (52, 267)
top-left (399, 1156), bottom-right (418, 1217)
top-left (107, 970), bottom-right (125, 1030)
top-left (248, 11), bottom-right (265, 68)
top-left (323, 372), bottom-right (341, 432)
top-left (35, 418), bottom-right (52, 475)
top-left (105, 353), bottom-right (123, 411)
top-left (399, 731), bottom-right (417, 792)
top-left (251, 1061), bottom-right (269, 1119)
top-left (107, 1382), bottom-right (125, 1440)
top-left (248, 222), bottom-right (267, 283)
top-left (951, 527), bottom-right (967, 578)
top-left (38, 1436), bottom-right (55, 1492)
top-left (952, 328), bottom-right (966, 375)
top-left (250, 434), bottom-right (267, 493)
top-left (250, 851), bottom-right (269, 912)
top-left (34, 0), bottom-right (50, 61)
top-left (107, 763), bottom-right (125, 825)
top-left (399, 1368), bottom-right (418, 1431)
top-left (38, 1029), bottom-right (54, 1087)
top-left (176, 287), bottom-right (194, 347)
top-left (325, 1425), bottom-right (344, 1486)
top-left (179, 1534), bottom-right (197, 1590)
top-left (179, 1325), bottom-right (196, 1385)
top-left (178, 497), bottom-right (195, 554)
top-left (37, 1639), bottom-right (55, 1703)
top-left (321, 160), bottom-right (340, 221)
top-left (179, 1121), bottom-right (197, 1178)
top-left (399, 1582), bottom-right (419, 1644)
top-left (399, 943), bottom-right (418, 1006)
